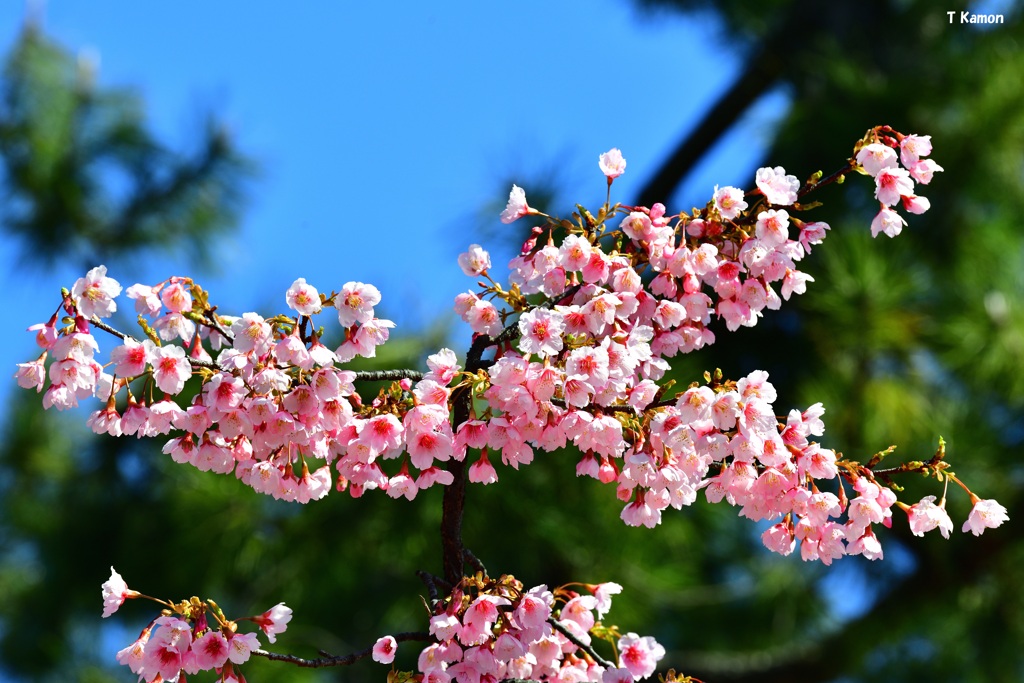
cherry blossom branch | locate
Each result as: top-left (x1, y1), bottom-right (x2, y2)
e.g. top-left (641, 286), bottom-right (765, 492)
top-left (87, 316), bottom-right (221, 370)
top-left (463, 547), bottom-right (488, 576)
top-left (442, 284), bottom-right (583, 584)
top-left (416, 569), bottom-right (448, 606)
top-left (797, 161), bottom-right (855, 198)
top-left (251, 631), bottom-right (432, 668)
top-left (547, 617), bottom-right (614, 668)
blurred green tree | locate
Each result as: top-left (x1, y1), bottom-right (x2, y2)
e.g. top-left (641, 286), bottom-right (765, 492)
top-left (0, 22), bottom-right (250, 270)
top-left (0, 20), bottom-right (257, 682)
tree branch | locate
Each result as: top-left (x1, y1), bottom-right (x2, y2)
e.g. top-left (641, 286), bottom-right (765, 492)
top-left (548, 617), bottom-right (615, 669)
top-left (252, 631), bottom-right (432, 668)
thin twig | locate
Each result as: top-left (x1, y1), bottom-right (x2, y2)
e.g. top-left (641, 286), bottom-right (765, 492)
top-left (252, 631), bottom-right (432, 668)
top-left (463, 548), bottom-right (488, 576)
top-left (416, 570), bottom-right (449, 605)
top-left (547, 618), bottom-right (614, 668)
top-left (87, 317), bottom-right (220, 369)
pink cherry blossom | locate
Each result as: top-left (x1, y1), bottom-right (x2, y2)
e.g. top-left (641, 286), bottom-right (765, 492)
top-left (142, 616), bottom-right (192, 681)
top-left (30, 325), bottom-right (60, 355)
top-left (14, 358), bottom-right (46, 392)
top-left (101, 567), bottom-right (138, 617)
top-left (227, 631), bottom-right (260, 665)
top-left (870, 207), bottom-right (907, 238)
top-left (192, 630), bottom-right (230, 670)
top-left (252, 603), bottom-right (293, 643)
top-left (465, 299), bottom-right (503, 337)
top-left (856, 142), bottom-right (898, 176)
top-left (755, 166), bottom-right (799, 206)
top-left (713, 185), bottom-right (747, 220)
top-left (500, 184), bottom-right (531, 224)
top-left (618, 632), bottom-right (665, 680)
top-left (798, 221), bottom-right (830, 254)
top-left (762, 523), bottom-right (796, 556)
top-left (518, 308), bottom-right (565, 358)
top-left (430, 613), bottom-right (461, 641)
top-left (909, 158), bottom-right (943, 185)
top-left (160, 281), bottom-right (193, 314)
top-left (592, 581), bottom-right (622, 618)
top-left (603, 668), bottom-right (634, 683)
top-left (286, 277), bottom-right (322, 316)
top-left (755, 209), bottom-right (790, 247)
top-left (110, 338), bottom-right (156, 378)
top-left (151, 344), bottom-right (192, 395)
top-left (231, 312), bottom-right (273, 355)
top-left (874, 167), bottom-right (914, 206)
top-left (72, 265), bottom-right (122, 319)
top-left (599, 148), bottom-right (627, 179)
top-left (906, 495), bottom-right (953, 539)
top-left (336, 282), bottom-right (382, 328)
top-left (126, 283), bottom-right (163, 317)
top-left (115, 627), bottom-right (150, 674)
top-left (468, 450), bottom-right (498, 484)
top-left (899, 134), bottom-right (932, 167)
top-left (901, 194), bottom-right (931, 215)
top-left (373, 635), bottom-right (398, 664)
top-left (458, 244), bottom-right (492, 276)
top-left (962, 498), bottom-right (1009, 536)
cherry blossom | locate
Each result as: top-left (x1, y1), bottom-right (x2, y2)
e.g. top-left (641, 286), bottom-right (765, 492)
top-left (252, 603), bottom-right (293, 643)
top-left (713, 185), bottom-right (747, 219)
top-left (72, 265), bottom-right (122, 319)
top-left (500, 184), bottom-right (531, 224)
top-left (755, 166), bottom-right (799, 205)
top-left (151, 344), bottom-right (192, 395)
top-left (373, 635), bottom-right (398, 664)
top-left (599, 148), bottom-right (627, 179)
top-left (336, 281), bottom-right (382, 327)
top-left (101, 566), bottom-right (138, 617)
top-left (618, 633), bottom-right (665, 680)
top-left (906, 495), bottom-right (954, 539)
top-left (856, 142), bottom-right (898, 177)
top-left (458, 244), bottom-right (492, 277)
top-left (518, 308), bottom-right (565, 357)
top-left (870, 207), bottom-right (907, 238)
top-left (286, 277), bottom-right (322, 316)
top-left (962, 498), bottom-right (1010, 536)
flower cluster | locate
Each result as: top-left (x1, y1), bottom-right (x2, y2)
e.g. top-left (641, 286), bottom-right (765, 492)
top-left (855, 130), bottom-right (942, 238)
top-left (31, 125), bottom-right (1006, 682)
top-left (18, 128), bottom-right (1005, 564)
top-left (101, 567), bottom-right (291, 682)
top-left (413, 575), bottom-right (662, 683)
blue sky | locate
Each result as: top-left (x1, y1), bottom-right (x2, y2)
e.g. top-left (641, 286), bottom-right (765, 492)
top-left (2, 1), bottom-right (786, 394)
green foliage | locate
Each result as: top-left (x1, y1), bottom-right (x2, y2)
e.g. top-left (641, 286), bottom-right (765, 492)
top-left (0, 23), bottom-right (252, 271)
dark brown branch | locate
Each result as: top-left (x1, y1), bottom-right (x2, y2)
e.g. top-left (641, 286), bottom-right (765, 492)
top-left (87, 316), bottom-right (220, 370)
top-left (547, 617), bottom-right (614, 669)
top-left (442, 285), bottom-right (583, 584)
top-left (252, 631), bottom-right (432, 668)
top-left (416, 570), bottom-right (448, 606)
top-left (463, 548), bottom-right (488, 576)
